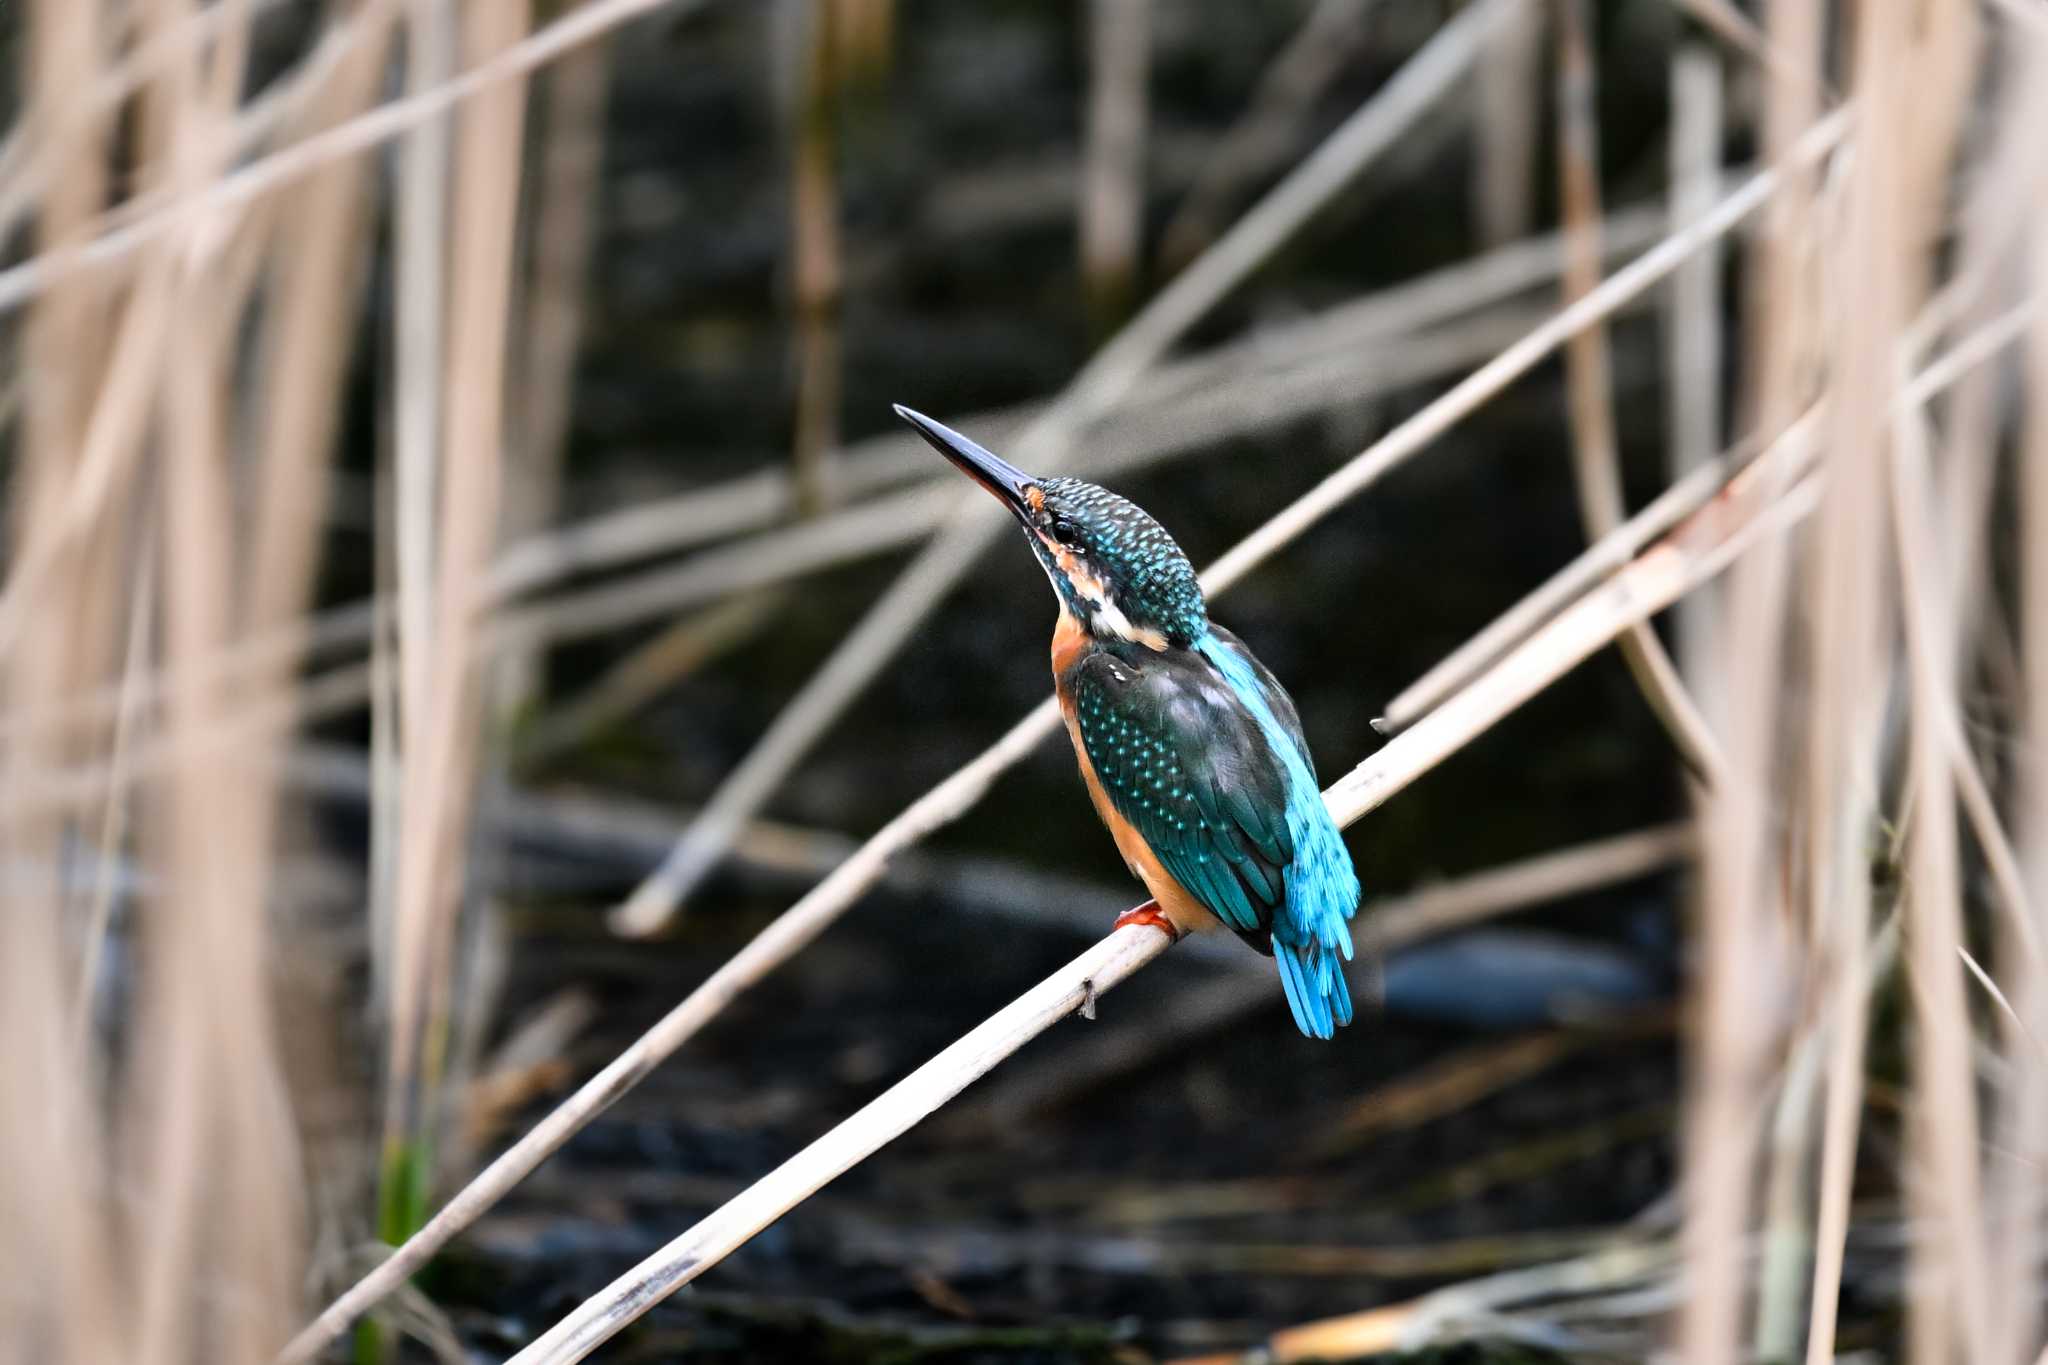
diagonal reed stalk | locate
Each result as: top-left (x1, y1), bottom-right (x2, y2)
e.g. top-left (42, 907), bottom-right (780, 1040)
top-left (505, 417), bottom-right (1821, 1365)
top-left (609, 0), bottom-right (1529, 934)
top-left (0, 194), bottom-right (1675, 760)
top-left (0, 198), bottom-right (1645, 785)
top-left (279, 116), bottom-right (1848, 1353)
top-left (1551, 0), bottom-right (1723, 786)
top-left (0, 0), bottom-right (709, 322)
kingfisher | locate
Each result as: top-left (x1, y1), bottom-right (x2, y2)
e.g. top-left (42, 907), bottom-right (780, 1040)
top-left (895, 405), bottom-right (1362, 1038)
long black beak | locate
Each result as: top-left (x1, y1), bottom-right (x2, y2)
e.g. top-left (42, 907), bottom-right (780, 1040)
top-left (893, 404), bottom-right (1036, 519)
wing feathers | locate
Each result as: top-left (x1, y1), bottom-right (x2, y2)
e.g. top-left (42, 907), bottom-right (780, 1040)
top-left (1067, 630), bottom-right (1361, 1038)
top-left (1069, 650), bottom-right (1292, 937)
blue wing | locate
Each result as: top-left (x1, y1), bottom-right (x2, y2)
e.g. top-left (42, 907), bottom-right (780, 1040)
top-left (1067, 649), bottom-right (1295, 943)
top-left (1070, 629), bottom-right (1362, 1038)
top-left (1194, 629), bottom-right (1362, 1038)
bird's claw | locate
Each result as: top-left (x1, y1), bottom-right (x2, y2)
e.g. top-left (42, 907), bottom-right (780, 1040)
top-left (1112, 902), bottom-right (1183, 942)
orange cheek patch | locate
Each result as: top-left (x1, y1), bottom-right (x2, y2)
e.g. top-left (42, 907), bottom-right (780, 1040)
top-left (1054, 546), bottom-right (1110, 603)
top-left (1024, 485), bottom-right (1046, 515)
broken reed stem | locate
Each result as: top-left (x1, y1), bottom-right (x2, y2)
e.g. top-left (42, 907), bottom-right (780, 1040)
top-left (610, 0), bottom-right (1525, 933)
top-left (1891, 398), bottom-right (1995, 1360)
top-left (1551, 0), bottom-right (1724, 786)
top-left (281, 112), bottom-right (1847, 1363)
top-left (506, 430), bottom-right (1819, 1365)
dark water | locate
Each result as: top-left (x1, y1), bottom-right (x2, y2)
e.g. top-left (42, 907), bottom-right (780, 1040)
top-left (347, 2), bottom-right (1704, 1360)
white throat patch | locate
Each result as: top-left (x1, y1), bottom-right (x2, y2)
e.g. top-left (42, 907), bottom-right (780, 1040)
top-left (1031, 531), bottom-right (1169, 651)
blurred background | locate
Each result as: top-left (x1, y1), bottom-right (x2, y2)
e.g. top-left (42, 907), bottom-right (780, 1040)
top-left (0, 0), bottom-right (2041, 1361)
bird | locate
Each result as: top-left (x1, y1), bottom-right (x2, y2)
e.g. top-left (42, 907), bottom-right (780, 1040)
top-left (894, 404), bottom-right (1362, 1038)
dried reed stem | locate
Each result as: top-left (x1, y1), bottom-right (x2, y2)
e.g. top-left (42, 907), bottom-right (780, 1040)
top-left (379, 0), bottom-right (534, 1322)
top-left (1552, 0), bottom-right (1723, 785)
top-left (496, 21), bottom-right (611, 715)
top-left (0, 197), bottom-right (1671, 753)
top-left (509, 425), bottom-right (1819, 1365)
top-left (1079, 0), bottom-right (1149, 332)
top-left (2003, 29), bottom-right (2048, 1363)
top-left (0, 0), bottom-right (124, 1354)
top-left (1473, 0), bottom-right (1541, 247)
top-left (610, 0), bottom-right (1524, 933)
top-left (284, 332), bottom-right (1811, 1358)
top-left (788, 0), bottom-right (845, 515)
top-left (0, 0), bottom-right (708, 321)
top-left (134, 5), bottom-right (311, 1360)
top-left (283, 138), bottom-right (1803, 1355)
top-left (952, 822), bottom-right (1697, 1136)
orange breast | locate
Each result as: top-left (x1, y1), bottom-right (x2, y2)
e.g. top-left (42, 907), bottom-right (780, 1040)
top-left (1051, 611), bottom-right (1220, 936)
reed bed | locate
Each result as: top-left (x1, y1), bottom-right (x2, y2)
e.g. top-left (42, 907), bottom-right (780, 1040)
top-left (0, 3), bottom-right (2042, 1364)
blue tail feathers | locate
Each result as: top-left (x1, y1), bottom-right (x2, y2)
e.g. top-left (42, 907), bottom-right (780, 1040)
top-left (1195, 632), bottom-right (1362, 1040)
top-left (1276, 937), bottom-right (1353, 1039)
top-left (1271, 818), bottom-right (1358, 1040)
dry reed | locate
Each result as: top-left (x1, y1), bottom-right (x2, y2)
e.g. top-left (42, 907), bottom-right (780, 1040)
top-left (2, 6), bottom-right (2043, 1365)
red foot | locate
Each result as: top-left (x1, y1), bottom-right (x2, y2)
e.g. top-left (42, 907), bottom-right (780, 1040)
top-left (1113, 901), bottom-right (1183, 942)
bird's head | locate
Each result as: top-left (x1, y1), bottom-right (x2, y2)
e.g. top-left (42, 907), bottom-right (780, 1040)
top-left (896, 405), bottom-right (1207, 650)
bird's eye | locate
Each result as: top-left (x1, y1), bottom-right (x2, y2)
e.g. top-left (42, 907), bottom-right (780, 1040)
top-left (1050, 518), bottom-right (1080, 546)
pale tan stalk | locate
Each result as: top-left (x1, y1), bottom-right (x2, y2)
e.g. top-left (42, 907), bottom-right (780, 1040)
top-left (1985, 32), bottom-right (2048, 1362)
top-left (282, 373), bottom-right (1817, 1363)
top-left (382, 0), bottom-right (454, 1140)
top-left (1690, 3), bottom-right (1826, 1360)
top-left (0, 196), bottom-right (1678, 750)
top-left (1664, 44), bottom-right (1721, 685)
top-left (498, 22), bottom-right (611, 711)
top-left (1552, 0), bottom-right (1723, 784)
top-left (395, 0), bottom-right (453, 791)
top-left (510, 433), bottom-right (1821, 1365)
top-left (382, 0), bottom-right (535, 1232)
top-left (611, 0), bottom-right (1528, 934)
top-left (132, 4), bottom-right (310, 1358)
top-left (1473, 0), bottom-right (1541, 247)
top-left (0, 0), bottom-right (709, 322)
top-left (0, 1), bottom-right (123, 1355)
top-left (1079, 0), bottom-right (1149, 331)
